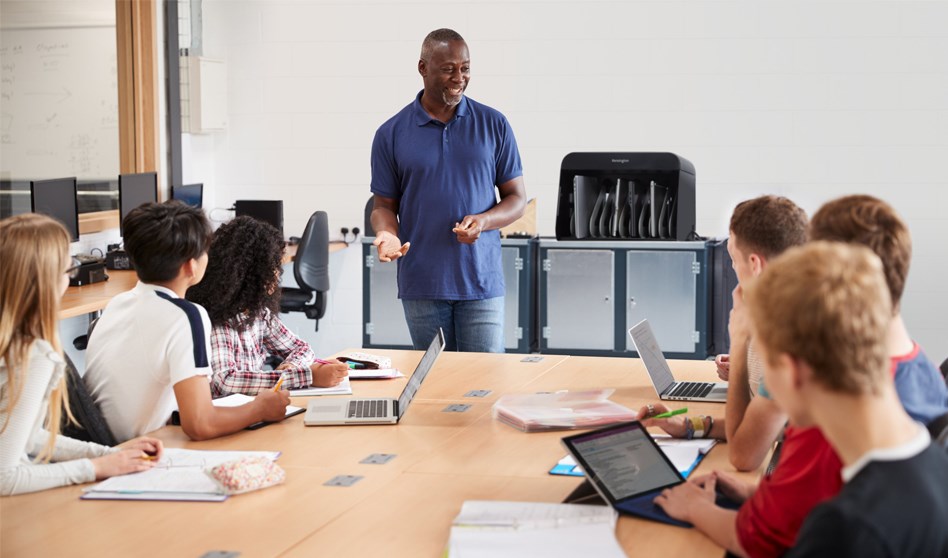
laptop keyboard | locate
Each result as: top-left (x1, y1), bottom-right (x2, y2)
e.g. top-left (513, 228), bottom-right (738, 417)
top-left (667, 382), bottom-right (715, 399)
top-left (348, 399), bottom-right (388, 418)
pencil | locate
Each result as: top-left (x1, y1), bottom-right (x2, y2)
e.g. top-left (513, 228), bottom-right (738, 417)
top-left (273, 372), bottom-right (286, 392)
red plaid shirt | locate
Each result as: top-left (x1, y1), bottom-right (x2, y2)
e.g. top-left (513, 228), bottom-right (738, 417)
top-left (209, 310), bottom-right (315, 397)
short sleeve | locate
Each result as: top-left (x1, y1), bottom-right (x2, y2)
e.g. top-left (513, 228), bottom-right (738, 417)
top-left (166, 307), bottom-right (213, 386)
top-left (494, 116), bottom-right (523, 186)
top-left (370, 127), bottom-right (400, 199)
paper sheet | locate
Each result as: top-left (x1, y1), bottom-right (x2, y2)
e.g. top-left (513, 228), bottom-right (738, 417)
top-left (348, 368), bottom-right (404, 380)
top-left (212, 392), bottom-right (304, 416)
top-left (289, 376), bottom-right (353, 396)
top-left (448, 501), bottom-right (624, 558)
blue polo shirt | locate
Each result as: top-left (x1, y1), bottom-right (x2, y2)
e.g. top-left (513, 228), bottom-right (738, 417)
top-left (370, 91), bottom-right (523, 300)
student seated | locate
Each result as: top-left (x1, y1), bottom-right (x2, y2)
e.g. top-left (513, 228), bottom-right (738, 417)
top-left (752, 243), bottom-right (946, 556)
top-left (804, 195), bottom-right (948, 425)
top-left (85, 202), bottom-right (290, 442)
top-left (0, 214), bottom-right (162, 496)
top-left (186, 216), bottom-right (348, 396)
top-left (640, 195), bottom-right (807, 471)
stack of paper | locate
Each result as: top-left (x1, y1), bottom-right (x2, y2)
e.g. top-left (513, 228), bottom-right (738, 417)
top-left (348, 368), bottom-right (404, 380)
top-left (551, 436), bottom-right (717, 478)
top-left (81, 448), bottom-right (281, 502)
top-left (447, 501), bottom-right (626, 558)
top-left (492, 390), bottom-right (637, 432)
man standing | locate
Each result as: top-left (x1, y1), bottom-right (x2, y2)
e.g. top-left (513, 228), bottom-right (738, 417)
top-left (370, 28), bottom-right (526, 353)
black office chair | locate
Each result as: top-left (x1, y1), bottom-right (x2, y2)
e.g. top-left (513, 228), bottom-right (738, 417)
top-left (364, 196), bottom-right (375, 236)
top-left (61, 353), bottom-right (118, 447)
top-left (928, 412), bottom-right (948, 450)
top-left (280, 211), bottom-right (330, 331)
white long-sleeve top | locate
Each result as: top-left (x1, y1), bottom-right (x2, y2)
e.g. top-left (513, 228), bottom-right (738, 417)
top-left (0, 340), bottom-right (115, 496)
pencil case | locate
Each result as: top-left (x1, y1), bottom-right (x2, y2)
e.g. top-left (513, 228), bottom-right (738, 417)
top-left (207, 456), bottom-right (286, 495)
top-left (336, 352), bottom-right (392, 370)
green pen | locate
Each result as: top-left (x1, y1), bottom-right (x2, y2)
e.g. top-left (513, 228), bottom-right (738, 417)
top-left (652, 407), bottom-right (687, 419)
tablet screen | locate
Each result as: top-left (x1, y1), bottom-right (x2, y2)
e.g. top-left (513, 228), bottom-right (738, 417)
top-left (564, 422), bottom-right (682, 502)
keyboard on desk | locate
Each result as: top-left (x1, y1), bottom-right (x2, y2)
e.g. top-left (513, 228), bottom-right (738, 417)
top-left (667, 381), bottom-right (715, 399)
top-left (348, 399), bottom-right (389, 419)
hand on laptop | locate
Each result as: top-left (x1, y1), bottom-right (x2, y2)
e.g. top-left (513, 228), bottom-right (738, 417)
top-left (637, 402), bottom-right (687, 438)
top-left (714, 354), bottom-right (730, 381)
top-left (654, 474), bottom-right (717, 522)
top-left (691, 471), bottom-right (755, 504)
top-left (256, 389), bottom-right (291, 422)
top-left (311, 360), bottom-right (349, 387)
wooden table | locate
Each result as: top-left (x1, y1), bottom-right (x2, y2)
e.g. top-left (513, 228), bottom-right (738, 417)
top-left (0, 352), bottom-right (756, 557)
top-left (57, 242), bottom-right (348, 319)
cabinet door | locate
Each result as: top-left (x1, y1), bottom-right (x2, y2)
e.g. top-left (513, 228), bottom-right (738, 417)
top-left (366, 254), bottom-right (413, 347)
top-left (502, 246), bottom-right (521, 350)
top-left (544, 249), bottom-right (615, 350)
top-left (626, 251), bottom-right (697, 353)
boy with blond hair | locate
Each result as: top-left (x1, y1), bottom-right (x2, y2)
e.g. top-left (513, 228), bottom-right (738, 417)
top-left (750, 242), bottom-right (948, 556)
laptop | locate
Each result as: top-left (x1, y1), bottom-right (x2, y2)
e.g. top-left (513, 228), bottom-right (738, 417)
top-left (628, 318), bottom-right (727, 402)
top-left (561, 421), bottom-right (738, 527)
top-left (304, 329), bottom-right (445, 425)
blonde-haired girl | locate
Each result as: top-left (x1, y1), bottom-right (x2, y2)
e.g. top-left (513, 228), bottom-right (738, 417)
top-left (0, 213), bottom-right (163, 496)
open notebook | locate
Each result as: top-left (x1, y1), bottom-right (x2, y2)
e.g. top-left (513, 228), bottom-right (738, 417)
top-left (81, 448), bottom-right (280, 502)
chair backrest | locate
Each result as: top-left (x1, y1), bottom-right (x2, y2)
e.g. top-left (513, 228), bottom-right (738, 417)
top-left (61, 354), bottom-right (118, 447)
top-left (929, 412), bottom-right (948, 450)
top-left (294, 211), bottom-right (330, 294)
top-left (364, 196), bottom-right (375, 236)
top-left (940, 357), bottom-right (948, 382)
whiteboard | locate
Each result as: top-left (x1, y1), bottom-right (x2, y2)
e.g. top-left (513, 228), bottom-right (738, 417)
top-left (0, 25), bottom-right (119, 180)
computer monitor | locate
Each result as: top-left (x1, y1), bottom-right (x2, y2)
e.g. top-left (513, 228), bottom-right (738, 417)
top-left (235, 200), bottom-right (284, 235)
top-left (119, 172), bottom-right (158, 234)
top-left (31, 177), bottom-right (79, 241)
top-left (172, 183), bottom-right (203, 208)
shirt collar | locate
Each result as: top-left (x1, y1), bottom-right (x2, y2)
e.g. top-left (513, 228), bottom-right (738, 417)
top-left (412, 90), bottom-right (469, 126)
top-left (841, 424), bottom-right (931, 482)
top-left (135, 281), bottom-right (179, 299)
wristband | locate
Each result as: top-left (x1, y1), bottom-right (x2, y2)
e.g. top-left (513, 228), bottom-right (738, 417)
top-left (704, 415), bottom-right (714, 438)
top-left (684, 417), bottom-right (695, 440)
top-left (690, 415), bottom-right (705, 440)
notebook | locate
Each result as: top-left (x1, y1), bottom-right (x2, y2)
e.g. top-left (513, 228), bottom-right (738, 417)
top-left (561, 421), bottom-right (738, 527)
top-left (303, 329), bottom-right (445, 425)
top-left (629, 318), bottom-right (727, 402)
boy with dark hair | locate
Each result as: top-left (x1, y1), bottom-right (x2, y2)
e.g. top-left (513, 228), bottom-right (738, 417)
top-left (642, 195), bottom-right (807, 472)
top-left (806, 194), bottom-right (947, 424)
top-left (748, 242), bottom-right (948, 557)
top-left (86, 201), bottom-right (290, 441)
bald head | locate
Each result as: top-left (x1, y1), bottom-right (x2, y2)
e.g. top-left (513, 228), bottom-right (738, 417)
top-left (421, 28), bottom-right (465, 61)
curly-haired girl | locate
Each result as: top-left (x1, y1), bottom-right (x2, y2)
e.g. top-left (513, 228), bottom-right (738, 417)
top-left (187, 216), bottom-right (347, 396)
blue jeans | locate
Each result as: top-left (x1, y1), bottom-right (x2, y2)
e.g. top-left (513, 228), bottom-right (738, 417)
top-left (402, 297), bottom-right (505, 353)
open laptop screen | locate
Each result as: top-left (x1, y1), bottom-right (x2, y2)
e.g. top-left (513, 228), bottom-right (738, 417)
top-left (396, 328), bottom-right (446, 419)
top-left (563, 421), bottom-right (682, 503)
top-left (629, 319), bottom-right (676, 394)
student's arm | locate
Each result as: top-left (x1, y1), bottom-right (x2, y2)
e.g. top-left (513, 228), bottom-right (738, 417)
top-left (209, 325), bottom-right (287, 396)
top-left (173, 376), bottom-right (289, 441)
top-left (638, 402), bottom-right (727, 440)
top-left (371, 195), bottom-right (410, 262)
top-left (453, 177), bottom-right (526, 244)
top-left (262, 314), bottom-right (316, 387)
top-left (725, 285), bottom-right (786, 471)
top-left (653, 475), bottom-right (750, 557)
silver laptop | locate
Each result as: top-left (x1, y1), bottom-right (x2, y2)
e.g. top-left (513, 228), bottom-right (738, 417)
top-left (628, 319), bottom-right (727, 402)
top-left (304, 329), bottom-right (445, 425)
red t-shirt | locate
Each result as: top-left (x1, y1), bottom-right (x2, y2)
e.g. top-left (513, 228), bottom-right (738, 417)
top-left (736, 425), bottom-right (843, 558)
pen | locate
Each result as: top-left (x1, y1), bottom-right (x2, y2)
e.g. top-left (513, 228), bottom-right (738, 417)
top-left (139, 455), bottom-right (157, 461)
top-left (652, 407), bottom-right (687, 419)
top-left (315, 357), bottom-right (359, 369)
top-left (273, 372), bottom-right (286, 392)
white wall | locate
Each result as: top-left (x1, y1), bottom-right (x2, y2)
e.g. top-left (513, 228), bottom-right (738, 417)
top-left (183, 0), bottom-right (948, 362)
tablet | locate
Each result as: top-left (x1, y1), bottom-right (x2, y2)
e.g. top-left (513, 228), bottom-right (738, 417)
top-left (562, 421), bottom-right (693, 527)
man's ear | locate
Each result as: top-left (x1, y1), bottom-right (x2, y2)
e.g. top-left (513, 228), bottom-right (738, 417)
top-left (786, 354), bottom-right (814, 392)
top-left (750, 253), bottom-right (765, 276)
top-left (418, 59), bottom-right (427, 77)
top-left (181, 258), bottom-right (197, 280)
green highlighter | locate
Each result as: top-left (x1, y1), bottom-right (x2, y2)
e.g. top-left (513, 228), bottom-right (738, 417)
top-left (652, 407), bottom-right (687, 419)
